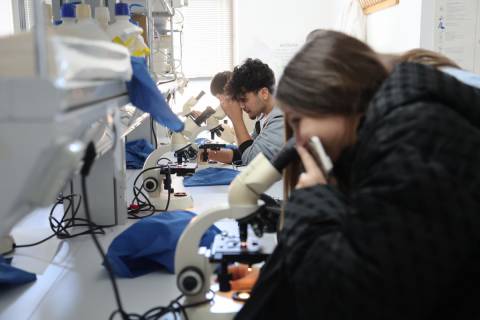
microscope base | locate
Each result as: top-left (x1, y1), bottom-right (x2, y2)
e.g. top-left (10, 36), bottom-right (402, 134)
top-left (181, 288), bottom-right (243, 320)
top-left (149, 193), bottom-right (194, 211)
top-left (0, 235), bottom-right (14, 255)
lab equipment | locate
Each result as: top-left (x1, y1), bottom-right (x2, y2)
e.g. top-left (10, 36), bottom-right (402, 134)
top-left (124, 0), bottom-right (188, 78)
top-left (55, 2), bottom-right (110, 41)
top-left (140, 160), bottom-right (197, 211)
top-left (0, 80), bottom-right (129, 253)
top-left (95, 0), bottom-right (110, 31)
top-left (174, 138), bottom-right (299, 319)
top-left (141, 113), bottom-right (233, 210)
top-left (105, 210), bottom-right (220, 277)
top-left (147, 105), bottom-right (235, 170)
top-left (0, 1), bottom-right (131, 253)
top-left (179, 91), bottom-right (206, 116)
top-left (107, 3), bottom-right (150, 57)
top-left (0, 32), bottom-right (131, 81)
top-left (60, 3), bottom-right (77, 25)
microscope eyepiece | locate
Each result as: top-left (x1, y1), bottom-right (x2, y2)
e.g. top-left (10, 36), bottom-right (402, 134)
top-left (271, 137), bottom-right (299, 172)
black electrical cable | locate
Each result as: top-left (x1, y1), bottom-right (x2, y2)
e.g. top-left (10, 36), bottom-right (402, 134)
top-left (14, 194), bottom-right (111, 249)
top-left (150, 117), bottom-right (158, 149)
top-left (156, 79), bottom-right (176, 85)
top-left (81, 174), bottom-right (131, 320)
top-left (79, 142), bottom-right (131, 320)
top-left (81, 153), bottom-right (212, 319)
top-left (127, 158), bottom-right (173, 219)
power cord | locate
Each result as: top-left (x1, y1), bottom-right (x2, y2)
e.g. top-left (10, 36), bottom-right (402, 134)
top-left (14, 193), bottom-right (111, 249)
top-left (80, 142), bottom-right (130, 320)
top-left (108, 291), bottom-right (214, 320)
top-left (80, 143), bottom-right (213, 320)
top-left (150, 117), bottom-right (158, 150)
top-left (127, 159), bottom-right (173, 219)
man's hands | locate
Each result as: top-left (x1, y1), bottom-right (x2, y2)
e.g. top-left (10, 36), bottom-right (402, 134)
top-left (219, 97), bottom-right (251, 145)
top-left (296, 145), bottom-right (328, 189)
top-left (198, 148), bottom-right (234, 164)
top-left (220, 97), bottom-right (244, 123)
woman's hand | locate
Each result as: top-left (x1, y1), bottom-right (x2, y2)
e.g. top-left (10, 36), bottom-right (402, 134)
top-left (296, 145), bottom-right (328, 189)
top-left (228, 264), bottom-right (260, 291)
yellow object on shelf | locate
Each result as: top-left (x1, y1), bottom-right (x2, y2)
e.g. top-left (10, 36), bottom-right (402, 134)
top-left (358, 0), bottom-right (399, 15)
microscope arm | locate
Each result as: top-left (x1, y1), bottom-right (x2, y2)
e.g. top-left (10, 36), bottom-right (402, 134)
top-left (175, 152), bottom-right (285, 302)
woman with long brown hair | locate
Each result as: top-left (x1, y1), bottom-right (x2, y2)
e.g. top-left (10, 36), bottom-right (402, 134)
top-left (234, 30), bottom-right (480, 319)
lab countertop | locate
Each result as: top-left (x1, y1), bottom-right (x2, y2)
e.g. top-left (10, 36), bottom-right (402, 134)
top-left (0, 169), bottom-right (282, 320)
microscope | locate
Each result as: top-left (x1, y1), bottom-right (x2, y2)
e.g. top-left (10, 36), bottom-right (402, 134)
top-left (142, 94), bottom-right (236, 210)
top-left (174, 138), bottom-right (298, 319)
top-left (151, 89), bottom-right (235, 161)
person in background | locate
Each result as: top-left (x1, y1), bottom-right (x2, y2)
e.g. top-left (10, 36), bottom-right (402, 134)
top-left (199, 71), bottom-right (241, 164)
top-left (207, 59), bottom-right (285, 165)
top-left (231, 30), bottom-right (480, 319)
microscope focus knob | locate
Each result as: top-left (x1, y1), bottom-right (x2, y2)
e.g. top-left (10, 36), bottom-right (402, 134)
top-left (177, 267), bottom-right (204, 296)
top-left (143, 178), bottom-right (158, 192)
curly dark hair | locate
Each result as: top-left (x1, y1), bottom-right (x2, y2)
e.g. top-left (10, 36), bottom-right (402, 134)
top-left (225, 58), bottom-right (275, 102)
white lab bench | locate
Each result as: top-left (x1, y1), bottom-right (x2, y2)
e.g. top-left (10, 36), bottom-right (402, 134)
top-left (0, 170), bottom-right (282, 320)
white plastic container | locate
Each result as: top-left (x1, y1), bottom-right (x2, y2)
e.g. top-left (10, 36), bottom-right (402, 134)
top-left (55, 3), bottom-right (110, 42)
top-left (95, 0), bottom-right (110, 31)
top-left (106, 3), bottom-right (149, 57)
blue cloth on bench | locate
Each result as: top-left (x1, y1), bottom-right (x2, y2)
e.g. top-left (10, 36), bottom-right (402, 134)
top-left (0, 256), bottom-right (36, 288)
top-left (126, 139), bottom-right (154, 169)
top-left (184, 167), bottom-right (240, 187)
top-left (106, 210), bottom-right (220, 277)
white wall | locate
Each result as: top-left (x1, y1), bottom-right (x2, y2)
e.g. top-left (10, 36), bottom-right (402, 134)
top-left (0, 0), bottom-right (14, 37)
top-left (233, 0), bottom-right (345, 79)
top-left (366, 0), bottom-right (424, 53)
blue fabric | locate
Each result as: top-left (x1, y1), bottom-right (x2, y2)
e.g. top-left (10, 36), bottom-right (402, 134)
top-left (126, 139), bottom-right (154, 169)
top-left (127, 57), bottom-right (184, 132)
top-left (0, 256), bottom-right (36, 288)
top-left (184, 167), bottom-right (240, 187)
top-left (106, 210), bottom-right (220, 277)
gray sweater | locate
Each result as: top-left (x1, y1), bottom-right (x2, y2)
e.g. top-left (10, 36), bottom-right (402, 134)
top-left (241, 107), bottom-right (285, 164)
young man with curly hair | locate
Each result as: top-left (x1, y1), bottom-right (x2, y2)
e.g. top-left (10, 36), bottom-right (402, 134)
top-left (207, 59), bottom-right (285, 165)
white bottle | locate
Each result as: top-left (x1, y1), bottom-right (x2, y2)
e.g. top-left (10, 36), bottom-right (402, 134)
top-left (106, 3), bottom-right (149, 57)
top-left (76, 3), bottom-right (110, 40)
top-left (95, 0), bottom-right (110, 31)
top-left (55, 2), bottom-right (109, 41)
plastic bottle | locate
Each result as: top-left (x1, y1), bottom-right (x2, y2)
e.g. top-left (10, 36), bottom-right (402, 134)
top-left (55, 1), bottom-right (109, 41)
top-left (60, 3), bottom-right (77, 25)
top-left (94, 0), bottom-right (110, 31)
top-left (106, 3), bottom-right (150, 57)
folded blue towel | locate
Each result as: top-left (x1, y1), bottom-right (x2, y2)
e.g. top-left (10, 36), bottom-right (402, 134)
top-left (0, 256), bottom-right (36, 288)
top-left (126, 139), bottom-right (154, 169)
top-left (184, 167), bottom-right (240, 187)
top-left (106, 211), bottom-right (220, 277)
top-left (127, 57), bottom-right (184, 132)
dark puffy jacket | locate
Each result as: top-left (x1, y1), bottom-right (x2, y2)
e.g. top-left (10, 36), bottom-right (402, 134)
top-left (235, 63), bottom-right (480, 320)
